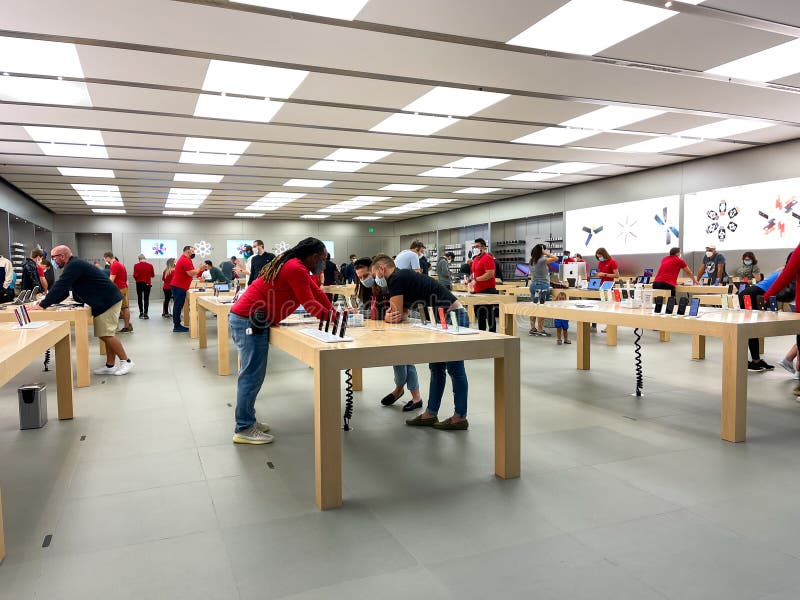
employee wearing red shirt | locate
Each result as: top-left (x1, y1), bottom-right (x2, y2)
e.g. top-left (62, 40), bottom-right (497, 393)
top-left (171, 245), bottom-right (205, 333)
top-left (161, 258), bottom-right (175, 318)
top-left (229, 237), bottom-right (332, 444)
top-left (132, 254), bottom-right (156, 320)
top-left (595, 248), bottom-right (619, 283)
top-left (104, 252), bottom-right (133, 333)
top-left (468, 237), bottom-right (499, 332)
top-left (653, 247), bottom-right (697, 296)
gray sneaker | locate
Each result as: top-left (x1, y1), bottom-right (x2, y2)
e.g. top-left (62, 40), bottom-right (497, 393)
top-left (233, 425), bottom-right (274, 445)
top-left (779, 358), bottom-right (795, 375)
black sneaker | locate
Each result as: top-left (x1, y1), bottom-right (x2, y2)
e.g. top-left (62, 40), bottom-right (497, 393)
top-left (760, 360), bottom-right (775, 370)
top-left (748, 361), bottom-right (766, 372)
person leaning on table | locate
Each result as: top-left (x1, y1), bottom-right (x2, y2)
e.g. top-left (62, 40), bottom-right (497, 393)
top-left (653, 247), bottom-right (697, 296)
top-left (763, 249), bottom-right (800, 395)
top-left (228, 237), bottom-right (333, 445)
top-left (371, 253), bottom-right (471, 430)
top-left (28, 245), bottom-right (134, 376)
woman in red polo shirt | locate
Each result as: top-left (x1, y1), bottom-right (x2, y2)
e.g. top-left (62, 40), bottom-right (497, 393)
top-left (228, 237), bottom-right (333, 445)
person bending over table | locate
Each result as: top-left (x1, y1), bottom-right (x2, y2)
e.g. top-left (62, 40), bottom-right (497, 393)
top-left (228, 237), bottom-right (333, 445)
top-left (764, 247), bottom-right (800, 397)
top-left (653, 247), bottom-right (697, 296)
top-left (741, 264), bottom-right (785, 372)
top-left (171, 246), bottom-right (206, 333)
top-left (468, 237), bottom-right (499, 332)
top-left (371, 253), bottom-right (471, 430)
top-left (29, 245), bottom-right (134, 376)
top-left (528, 243), bottom-right (559, 336)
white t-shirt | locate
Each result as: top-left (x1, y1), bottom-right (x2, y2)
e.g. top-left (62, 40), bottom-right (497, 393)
top-left (395, 249), bottom-right (420, 271)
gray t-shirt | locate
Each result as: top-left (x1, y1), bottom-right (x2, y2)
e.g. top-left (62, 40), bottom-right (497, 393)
top-left (702, 252), bottom-right (727, 282)
top-left (395, 249), bottom-right (420, 271)
top-left (436, 256), bottom-right (452, 289)
top-left (531, 256), bottom-right (550, 282)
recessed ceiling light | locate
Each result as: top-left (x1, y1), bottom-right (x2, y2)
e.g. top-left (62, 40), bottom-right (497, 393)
top-left (377, 198), bottom-right (455, 214)
top-left (541, 162), bottom-right (602, 174)
top-left (167, 188), bottom-right (212, 201)
top-left (370, 113), bottom-right (454, 136)
top-left (418, 167), bottom-right (475, 178)
top-left (235, 212), bottom-right (264, 217)
top-left (353, 216), bottom-right (383, 220)
top-left (706, 38), bottom-right (800, 83)
top-left (247, 191), bottom-right (306, 210)
top-left (616, 136), bottom-right (697, 153)
top-left (58, 167), bottom-right (115, 178)
top-left (301, 214), bottom-right (329, 219)
top-left (512, 127), bottom-right (596, 146)
top-left (308, 160), bottom-right (368, 173)
top-left (24, 126), bottom-right (108, 159)
top-left (507, 0), bottom-right (674, 56)
top-left (202, 59), bottom-right (309, 98)
top-left (403, 87), bottom-right (509, 117)
top-left (503, 172), bottom-right (559, 182)
top-left (92, 208), bottom-right (126, 214)
top-left (445, 157), bottom-right (509, 169)
top-left (72, 184), bottom-right (123, 206)
top-left (319, 195), bottom-right (390, 212)
top-left (0, 36), bottom-right (85, 77)
top-left (380, 184), bottom-right (427, 191)
top-left (284, 178), bottom-right (331, 187)
top-left (174, 173), bottom-right (224, 183)
top-left (455, 187), bottom-right (501, 194)
top-left (194, 94), bottom-right (284, 123)
top-left (0, 77), bottom-right (91, 106)
top-left (230, 0), bottom-right (369, 21)
top-left (163, 210), bottom-right (194, 216)
top-left (562, 105), bottom-right (665, 130)
top-left (325, 148), bottom-right (392, 162)
top-left (675, 118), bottom-right (773, 139)
top-left (179, 137), bottom-right (250, 165)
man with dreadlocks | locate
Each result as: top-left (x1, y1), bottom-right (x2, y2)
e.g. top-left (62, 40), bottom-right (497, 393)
top-left (229, 237), bottom-right (333, 444)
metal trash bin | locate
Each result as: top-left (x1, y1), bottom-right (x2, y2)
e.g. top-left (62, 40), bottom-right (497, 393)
top-left (18, 383), bottom-right (47, 430)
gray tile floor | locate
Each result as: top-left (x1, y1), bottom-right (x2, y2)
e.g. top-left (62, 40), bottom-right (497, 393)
top-left (2, 314), bottom-right (800, 599)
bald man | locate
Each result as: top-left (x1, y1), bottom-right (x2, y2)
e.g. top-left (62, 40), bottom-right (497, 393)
top-left (28, 245), bottom-right (135, 376)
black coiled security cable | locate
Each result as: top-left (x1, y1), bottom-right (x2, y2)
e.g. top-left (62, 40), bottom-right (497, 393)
top-left (633, 328), bottom-right (643, 397)
top-left (43, 348), bottom-right (51, 372)
top-left (343, 368), bottom-right (354, 430)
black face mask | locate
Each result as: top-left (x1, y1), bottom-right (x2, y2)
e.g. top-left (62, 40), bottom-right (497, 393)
top-left (190, 253), bottom-right (196, 259)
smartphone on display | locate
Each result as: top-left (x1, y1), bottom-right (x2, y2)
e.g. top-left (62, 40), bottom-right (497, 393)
top-left (727, 284), bottom-right (734, 294)
top-left (688, 297), bottom-right (700, 317)
top-left (676, 297), bottom-right (689, 315)
top-left (324, 309), bottom-right (333, 332)
top-left (665, 296), bottom-right (676, 314)
top-left (449, 311), bottom-right (460, 332)
top-left (769, 296), bottom-right (779, 312)
top-left (427, 306), bottom-right (437, 325)
top-left (720, 294), bottom-right (730, 309)
top-left (738, 284), bottom-right (747, 294)
top-left (613, 289), bottom-right (621, 302)
top-left (743, 295), bottom-right (753, 310)
top-left (438, 307), bottom-right (448, 330)
top-left (331, 311), bottom-right (340, 336)
top-left (654, 296), bottom-right (664, 313)
top-left (339, 315), bottom-right (348, 338)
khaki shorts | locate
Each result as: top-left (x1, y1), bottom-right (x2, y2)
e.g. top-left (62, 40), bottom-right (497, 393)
top-left (120, 287), bottom-right (129, 309)
top-left (94, 301), bottom-right (122, 338)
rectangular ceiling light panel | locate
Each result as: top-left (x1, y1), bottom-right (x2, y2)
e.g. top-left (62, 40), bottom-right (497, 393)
top-left (194, 94), bottom-right (284, 122)
top-left (284, 178), bottom-right (331, 187)
top-left (72, 184), bottom-right (123, 206)
top-left (300, 214), bottom-right (329, 219)
top-left (445, 157), bottom-right (508, 169)
top-left (418, 167), bottom-right (475, 178)
top-left (92, 208), bottom-right (126, 214)
top-left (319, 195), bottom-right (389, 213)
top-left (455, 187), bottom-right (501, 194)
top-left (0, 36), bottom-right (85, 77)
top-left (380, 184), bottom-right (426, 191)
top-left (676, 118), bottom-right (772, 139)
top-left (353, 216), bottom-right (382, 220)
top-left (235, 212), bottom-right (263, 217)
top-left (58, 167), bottom-right (115, 178)
top-left (513, 127), bottom-right (596, 146)
top-left (165, 187), bottom-right (212, 208)
top-left (24, 126), bottom-right (108, 158)
top-left (325, 148), bottom-right (391, 162)
top-left (370, 113), bottom-right (454, 136)
top-left (202, 60), bottom-right (309, 97)
top-left (541, 162), bottom-right (602, 174)
top-left (231, 0), bottom-right (369, 21)
top-left (503, 172), bottom-right (559, 182)
top-left (616, 136), bottom-right (696, 153)
top-left (163, 210), bottom-right (194, 216)
top-left (562, 106), bottom-right (664, 130)
top-left (507, 0), bottom-right (674, 56)
top-left (403, 87), bottom-right (509, 117)
top-left (174, 173), bottom-right (224, 183)
top-left (247, 191), bottom-right (305, 210)
top-left (0, 76), bottom-right (92, 106)
top-left (179, 137), bottom-right (250, 165)
top-left (706, 38), bottom-right (800, 83)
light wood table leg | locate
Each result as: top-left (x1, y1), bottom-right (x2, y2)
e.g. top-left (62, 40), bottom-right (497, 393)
top-left (183, 298), bottom-right (189, 328)
top-left (350, 368), bottom-right (363, 391)
top-left (606, 325), bottom-right (618, 346)
top-left (0, 488), bottom-right (4, 564)
top-left (494, 340), bottom-right (520, 479)
top-left (74, 313), bottom-right (90, 388)
top-left (189, 294), bottom-right (199, 339)
top-left (577, 321), bottom-right (591, 370)
top-left (54, 333), bottom-right (74, 420)
top-left (217, 309), bottom-right (230, 376)
top-left (500, 309), bottom-right (518, 336)
top-left (198, 306), bottom-right (207, 349)
top-left (467, 304), bottom-right (476, 325)
top-left (721, 329), bottom-right (748, 442)
top-left (692, 335), bottom-right (706, 360)
top-left (315, 356), bottom-right (342, 509)
top-left (659, 331), bottom-right (671, 342)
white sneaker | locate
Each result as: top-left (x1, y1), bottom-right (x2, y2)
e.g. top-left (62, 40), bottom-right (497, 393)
top-left (232, 425), bottom-right (274, 445)
top-left (93, 364), bottom-right (117, 375)
top-left (779, 358), bottom-right (796, 375)
top-left (255, 421), bottom-right (271, 433)
top-left (113, 360), bottom-right (134, 376)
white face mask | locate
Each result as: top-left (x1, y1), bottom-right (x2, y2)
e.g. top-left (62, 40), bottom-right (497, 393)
top-left (472, 247), bottom-right (482, 256)
top-left (360, 275), bottom-right (374, 288)
top-left (706, 251), bottom-right (714, 258)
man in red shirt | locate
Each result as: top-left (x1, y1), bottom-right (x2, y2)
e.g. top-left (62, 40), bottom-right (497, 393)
top-left (132, 253), bottom-right (156, 320)
top-left (171, 245), bottom-right (205, 333)
top-left (104, 252), bottom-right (132, 333)
top-left (468, 237), bottom-right (499, 332)
top-left (229, 237), bottom-right (332, 444)
top-left (653, 247), bottom-right (697, 296)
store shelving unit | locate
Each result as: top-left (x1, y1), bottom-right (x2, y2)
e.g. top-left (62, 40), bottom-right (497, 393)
top-left (10, 241), bottom-right (25, 285)
top-left (442, 243), bottom-right (465, 279)
top-left (493, 239), bottom-right (527, 281)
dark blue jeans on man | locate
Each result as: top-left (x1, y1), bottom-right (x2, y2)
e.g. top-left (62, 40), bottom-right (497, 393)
top-left (171, 285), bottom-right (187, 330)
top-left (427, 308), bottom-right (470, 417)
top-left (229, 312), bottom-right (271, 432)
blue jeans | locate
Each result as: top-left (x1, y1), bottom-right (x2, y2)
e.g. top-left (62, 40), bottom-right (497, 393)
top-left (393, 364), bottom-right (419, 391)
top-left (229, 313), bottom-right (271, 432)
top-left (530, 280), bottom-right (551, 302)
top-left (171, 285), bottom-right (187, 328)
top-left (427, 309), bottom-right (470, 417)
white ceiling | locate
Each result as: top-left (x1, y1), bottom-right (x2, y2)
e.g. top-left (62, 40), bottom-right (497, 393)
top-left (0, 0), bottom-right (798, 221)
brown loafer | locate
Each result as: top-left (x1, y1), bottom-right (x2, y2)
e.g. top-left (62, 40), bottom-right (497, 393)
top-left (433, 417), bottom-right (469, 431)
top-left (405, 414), bottom-right (438, 427)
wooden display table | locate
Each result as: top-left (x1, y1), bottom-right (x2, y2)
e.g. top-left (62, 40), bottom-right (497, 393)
top-left (452, 292), bottom-right (518, 327)
top-left (497, 283), bottom-right (528, 294)
top-left (196, 296), bottom-right (235, 376)
top-left (268, 320), bottom-right (520, 510)
top-left (187, 290), bottom-right (234, 339)
top-left (501, 301), bottom-right (800, 443)
top-left (189, 277), bottom-right (244, 290)
top-left (0, 321), bottom-right (74, 563)
top-left (320, 284), bottom-right (357, 300)
top-left (0, 304), bottom-right (91, 387)
top-left (676, 284), bottom-right (729, 295)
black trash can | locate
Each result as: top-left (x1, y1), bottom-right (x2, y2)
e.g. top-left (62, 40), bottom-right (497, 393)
top-left (18, 383), bottom-right (47, 430)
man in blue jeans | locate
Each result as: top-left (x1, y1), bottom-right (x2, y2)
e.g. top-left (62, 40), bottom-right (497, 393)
top-left (371, 253), bottom-right (471, 430)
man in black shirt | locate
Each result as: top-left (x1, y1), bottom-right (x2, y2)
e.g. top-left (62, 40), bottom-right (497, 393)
top-left (29, 245), bottom-right (134, 376)
top-left (247, 239), bottom-right (276, 286)
top-left (220, 256), bottom-right (236, 280)
top-left (371, 254), bottom-right (471, 430)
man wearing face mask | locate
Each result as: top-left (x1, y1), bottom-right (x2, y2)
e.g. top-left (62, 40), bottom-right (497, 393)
top-left (171, 245), bottom-right (205, 332)
top-left (394, 240), bottom-right (425, 273)
top-left (697, 245), bottom-right (728, 285)
top-left (228, 237), bottom-right (333, 444)
top-left (653, 247), bottom-right (697, 296)
top-left (468, 238), bottom-right (499, 332)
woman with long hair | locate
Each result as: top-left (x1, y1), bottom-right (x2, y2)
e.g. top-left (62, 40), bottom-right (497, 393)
top-left (228, 238), bottom-right (333, 444)
top-left (528, 244), bottom-right (558, 336)
top-left (161, 257), bottom-right (176, 318)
